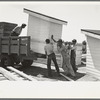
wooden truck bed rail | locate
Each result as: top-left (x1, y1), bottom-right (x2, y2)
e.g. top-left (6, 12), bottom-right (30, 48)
top-left (0, 36), bottom-right (30, 56)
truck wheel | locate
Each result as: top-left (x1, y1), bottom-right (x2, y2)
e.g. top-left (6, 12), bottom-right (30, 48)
top-left (14, 55), bottom-right (20, 65)
top-left (11, 54), bottom-right (20, 65)
top-left (21, 60), bottom-right (33, 67)
top-left (1, 56), bottom-right (14, 68)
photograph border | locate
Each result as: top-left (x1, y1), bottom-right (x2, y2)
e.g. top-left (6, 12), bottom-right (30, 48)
top-left (0, 0), bottom-right (100, 99)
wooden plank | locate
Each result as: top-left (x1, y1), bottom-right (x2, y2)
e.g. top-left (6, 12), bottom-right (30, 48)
top-left (60, 73), bottom-right (74, 81)
top-left (0, 36), bottom-right (30, 55)
top-left (7, 66), bottom-right (36, 81)
top-left (0, 74), bottom-right (3, 77)
top-left (81, 61), bottom-right (86, 64)
top-left (10, 45), bottom-right (19, 53)
top-left (11, 39), bottom-right (18, 45)
top-left (0, 67), bottom-right (22, 81)
top-left (0, 77), bottom-right (7, 81)
top-left (1, 45), bottom-right (9, 53)
top-left (1, 39), bottom-right (9, 44)
top-left (20, 46), bottom-right (27, 54)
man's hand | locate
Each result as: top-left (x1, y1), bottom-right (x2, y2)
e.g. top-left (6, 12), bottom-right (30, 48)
top-left (51, 35), bottom-right (53, 39)
top-left (51, 35), bottom-right (57, 43)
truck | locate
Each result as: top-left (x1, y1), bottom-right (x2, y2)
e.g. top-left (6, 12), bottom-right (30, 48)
top-left (0, 22), bottom-right (37, 68)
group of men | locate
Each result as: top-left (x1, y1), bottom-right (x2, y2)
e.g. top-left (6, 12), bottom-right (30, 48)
top-left (44, 36), bottom-right (77, 77)
top-left (11, 23), bottom-right (77, 78)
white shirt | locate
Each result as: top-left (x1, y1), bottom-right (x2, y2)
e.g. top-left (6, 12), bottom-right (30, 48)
top-left (12, 26), bottom-right (22, 35)
top-left (71, 44), bottom-right (77, 52)
top-left (44, 43), bottom-right (54, 55)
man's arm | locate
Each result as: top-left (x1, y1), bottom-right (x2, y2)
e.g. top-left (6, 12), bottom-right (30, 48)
top-left (45, 50), bottom-right (47, 55)
top-left (11, 26), bottom-right (16, 35)
top-left (51, 35), bottom-right (57, 43)
top-left (44, 47), bottom-right (48, 58)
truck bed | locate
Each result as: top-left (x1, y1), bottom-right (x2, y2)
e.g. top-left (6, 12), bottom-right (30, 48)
top-left (0, 36), bottom-right (30, 56)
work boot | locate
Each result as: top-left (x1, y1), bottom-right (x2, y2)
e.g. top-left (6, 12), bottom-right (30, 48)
top-left (57, 72), bottom-right (61, 77)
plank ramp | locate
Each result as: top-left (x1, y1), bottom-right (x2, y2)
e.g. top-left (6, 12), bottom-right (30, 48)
top-left (0, 67), bottom-right (22, 81)
top-left (7, 66), bottom-right (36, 81)
top-left (60, 73), bottom-right (74, 81)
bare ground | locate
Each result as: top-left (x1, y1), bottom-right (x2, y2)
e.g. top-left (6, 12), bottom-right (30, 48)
top-left (18, 58), bottom-right (86, 81)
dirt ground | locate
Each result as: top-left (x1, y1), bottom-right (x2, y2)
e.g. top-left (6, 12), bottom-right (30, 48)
top-left (18, 59), bottom-right (86, 81)
top-left (18, 64), bottom-right (68, 81)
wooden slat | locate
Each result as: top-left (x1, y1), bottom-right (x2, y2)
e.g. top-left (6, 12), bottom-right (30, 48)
top-left (20, 45), bottom-right (27, 54)
top-left (0, 74), bottom-right (3, 77)
top-left (0, 67), bottom-right (22, 81)
top-left (81, 61), bottom-right (86, 64)
top-left (7, 66), bottom-right (36, 81)
top-left (1, 45), bottom-right (9, 53)
top-left (60, 73), bottom-right (74, 81)
top-left (87, 58), bottom-right (92, 62)
top-left (0, 77), bottom-right (7, 81)
top-left (86, 62), bottom-right (94, 66)
top-left (0, 36), bottom-right (30, 55)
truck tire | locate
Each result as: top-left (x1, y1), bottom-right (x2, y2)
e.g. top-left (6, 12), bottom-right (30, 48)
top-left (1, 55), bottom-right (14, 68)
top-left (14, 55), bottom-right (20, 65)
top-left (21, 60), bottom-right (33, 67)
top-left (10, 54), bottom-right (20, 65)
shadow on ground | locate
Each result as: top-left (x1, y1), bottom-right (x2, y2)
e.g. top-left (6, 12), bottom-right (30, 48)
top-left (18, 65), bottom-right (85, 81)
top-left (61, 72), bottom-right (85, 81)
top-left (19, 65), bottom-right (67, 81)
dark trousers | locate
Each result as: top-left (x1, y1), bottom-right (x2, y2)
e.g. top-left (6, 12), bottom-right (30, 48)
top-left (11, 32), bottom-right (19, 36)
top-left (47, 53), bottom-right (59, 76)
top-left (70, 50), bottom-right (77, 72)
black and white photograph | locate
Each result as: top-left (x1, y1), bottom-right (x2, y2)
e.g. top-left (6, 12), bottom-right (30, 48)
top-left (0, 1), bottom-right (100, 98)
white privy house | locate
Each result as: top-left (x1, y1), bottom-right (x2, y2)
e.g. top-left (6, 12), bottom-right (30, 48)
top-left (81, 29), bottom-right (100, 79)
top-left (24, 8), bottom-right (67, 55)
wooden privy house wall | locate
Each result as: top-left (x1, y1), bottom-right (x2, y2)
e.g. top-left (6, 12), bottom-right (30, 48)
top-left (81, 29), bottom-right (100, 79)
top-left (24, 8), bottom-right (67, 54)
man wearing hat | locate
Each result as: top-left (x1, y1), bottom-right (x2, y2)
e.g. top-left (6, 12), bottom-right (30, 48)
top-left (51, 35), bottom-right (75, 77)
top-left (70, 39), bottom-right (78, 72)
top-left (11, 23), bottom-right (26, 36)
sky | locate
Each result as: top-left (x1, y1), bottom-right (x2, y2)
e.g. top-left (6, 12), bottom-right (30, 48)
top-left (0, 2), bottom-right (100, 43)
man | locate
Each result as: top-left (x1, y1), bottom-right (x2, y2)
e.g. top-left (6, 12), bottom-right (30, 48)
top-left (70, 39), bottom-right (78, 73)
top-left (51, 36), bottom-right (75, 77)
top-left (11, 23), bottom-right (26, 36)
top-left (44, 39), bottom-right (60, 77)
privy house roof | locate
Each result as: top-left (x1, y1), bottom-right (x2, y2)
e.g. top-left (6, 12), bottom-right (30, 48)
top-left (24, 8), bottom-right (67, 25)
top-left (81, 29), bottom-right (100, 39)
